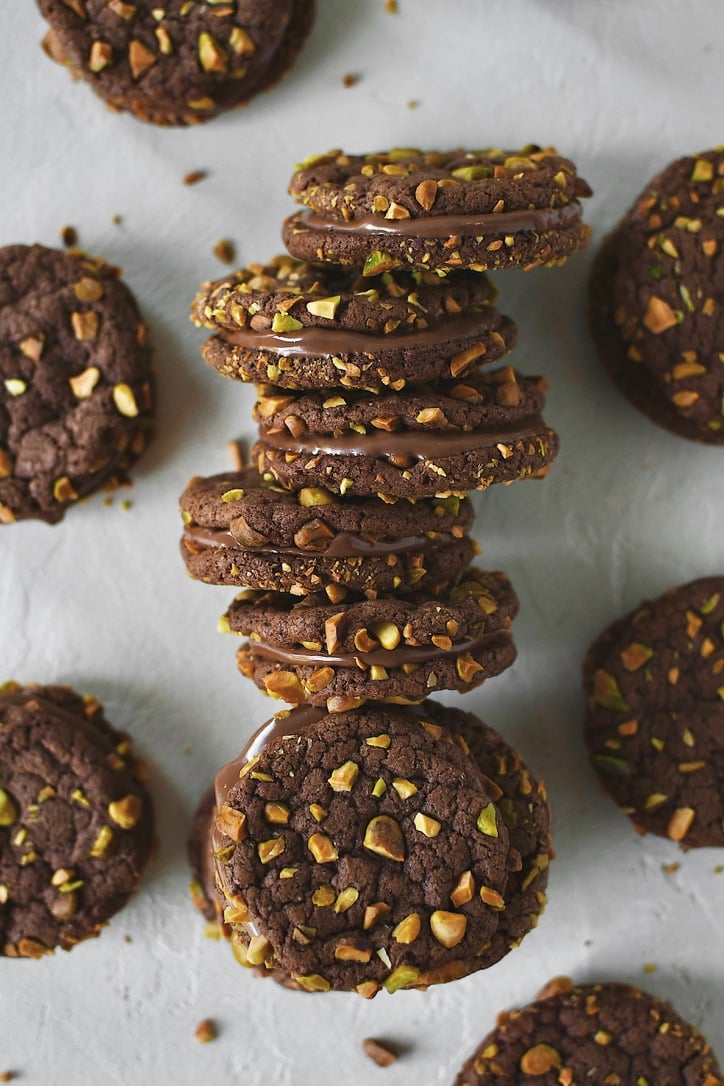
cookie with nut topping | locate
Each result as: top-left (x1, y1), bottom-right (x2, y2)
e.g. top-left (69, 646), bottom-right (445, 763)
top-left (583, 576), bottom-right (724, 848)
top-left (589, 149), bottom-right (724, 444)
top-left (455, 977), bottom-right (723, 1085)
top-left (192, 254), bottom-right (516, 391)
top-left (180, 467), bottom-right (475, 597)
top-left (252, 368), bottom-right (558, 500)
top-left (223, 568), bottom-right (517, 710)
top-left (37, 0), bottom-right (316, 127)
top-left (0, 682), bottom-right (153, 958)
top-left (283, 147), bottom-right (592, 275)
top-left (0, 244), bottom-right (153, 524)
top-left (209, 700), bottom-right (547, 995)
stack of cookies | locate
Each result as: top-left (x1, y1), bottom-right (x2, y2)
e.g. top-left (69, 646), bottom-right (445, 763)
top-left (181, 146), bottom-right (591, 995)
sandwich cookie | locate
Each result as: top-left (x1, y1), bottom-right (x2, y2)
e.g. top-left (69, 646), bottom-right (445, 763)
top-left (0, 244), bottom-right (153, 524)
top-left (192, 255), bottom-right (516, 392)
top-left (252, 368), bottom-right (558, 499)
top-left (38, 0), bottom-right (316, 127)
top-left (223, 568), bottom-right (518, 710)
top-left (589, 148), bottom-right (724, 444)
top-left (0, 682), bottom-right (153, 958)
top-left (209, 700), bottom-right (548, 996)
top-left (455, 976), bottom-right (723, 1085)
top-left (283, 147), bottom-right (592, 275)
top-left (180, 468), bottom-right (475, 598)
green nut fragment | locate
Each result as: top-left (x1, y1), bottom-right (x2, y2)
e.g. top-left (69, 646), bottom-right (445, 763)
top-left (221, 488), bottom-right (245, 502)
top-left (593, 669), bottom-right (629, 712)
top-left (372, 777), bottom-right (387, 798)
top-left (0, 789), bottom-right (19, 827)
top-left (113, 383), bottom-right (139, 418)
top-left (691, 159), bottom-right (714, 183)
top-left (476, 802), bottom-right (498, 837)
top-left (293, 973), bottom-right (331, 992)
top-left (383, 964), bottom-right (419, 993)
top-left (306, 295), bottom-right (341, 319)
top-left (271, 312), bottom-right (304, 333)
top-left (89, 825), bottom-right (114, 859)
top-left (362, 250), bottom-right (402, 277)
top-left (450, 165), bottom-right (493, 181)
top-left (592, 754), bottom-right (631, 777)
top-left (198, 31), bottom-right (228, 73)
top-left (4, 379), bottom-right (27, 397)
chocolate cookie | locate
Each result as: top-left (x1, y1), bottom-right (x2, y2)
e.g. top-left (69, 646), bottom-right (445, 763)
top-left (188, 786), bottom-right (223, 929)
top-left (0, 244), bottom-right (153, 524)
top-left (192, 255), bottom-right (516, 391)
top-left (455, 977), bottom-right (723, 1085)
top-left (223, 568), bottom-right (518, 710)
top-left (38, 0), bottom-right (316, 127)
top-left (583, 576), bottom-right (724, 848)
top-left (252, 368), bottom-right (559, 500)
top-left (0, 682), bottom-right (153, 957)
top-left (283, 147), bottom-right (592, 275)
top-left (180, 467), bottom-right (475, 598)
top-left (589, 149), bottom-right (724, 444)
top-left (210, 700), bottom-right (546, 995)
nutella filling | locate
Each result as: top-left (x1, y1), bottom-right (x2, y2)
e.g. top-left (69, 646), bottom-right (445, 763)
top-left (218, 310), bottom-right (499, 357)
top-left (184, 524), bottom-right (452, 556)
top-left (292, 201), bottom-right (582, 240)
top-left (258, 416), bottom-right (546, 459)
top-left (243, 629), bottom-right (510, 669)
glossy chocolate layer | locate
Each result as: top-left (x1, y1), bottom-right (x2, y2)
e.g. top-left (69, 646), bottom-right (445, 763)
top-left (218, 310), bottom-right (501, 357)
top-left (183, 524), bottom-right (452, 557)
top-left (258, 417), bottom-right (546, 459)
top-left (244, 630), bottom-right (510, 668)
top-left (293, 201), bottom-right (582, 240)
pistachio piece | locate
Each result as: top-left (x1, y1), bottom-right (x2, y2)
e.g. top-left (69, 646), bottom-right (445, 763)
top-left (413, 812), bottom-right (441, 837)
top-left (392, 778), bottom-right (417, 800)
top-left (383, 964), bottom-right (419, 993)
top-left (334, 887), bottom-right (359, 913)
top-left (245, 934), bottom-right (272, 966)
top-left (0, 790), bottom-right (19, 827)
top-left (476, 802), bottom-right (498, 837)
top-left (667, 806), bottom-right (695, 841)
top-left (520, 1044), bottom-right (561, 1075)
top-left (194, 1019), bottom-right (217, 1044)
top-left (257, 838), bottom-right (285, 864)
top-left (366, 733), bottom-right (391, 749)
top-left (362, 1039), bottom-right (398, 1068)
top-left (89, 825), bottom-right (113, 859)
top-left (328, 761), bottom-right (359, 792)
top-left (392, 913), bottom-right (420, 943)
top-left (363, 901), bottom-right (391, 929)
top-left (108, 794), bottom-right (142, 830)
top-left (415, 179), bottom-right (437, 211)
top-left (128, 39), bottom-right (157, 79)
top-left (306, 295), bottom-right (341, 319)
top-left (198, 31), bottom-right (227, 72)
top-left (363, 815), bottom-right (405, 862)
top-left (308, 832), bottom-right (338, 863)
top-left (69, 366), bottom-right (100, 399)
top-left (592, 669), bottom-right (629, 712)
top-left (264, 802), bottom-right (290, 825)
top-left (113, 383), bottom-right (139, 418)
top-left (450, 870), bottom-right (475, 907)
top-left (298, 486), bottom-right (337, 507)
top-left (271, 312), bottom-right (303, 333)
top-left (429, 910), bottom-right (467, 948)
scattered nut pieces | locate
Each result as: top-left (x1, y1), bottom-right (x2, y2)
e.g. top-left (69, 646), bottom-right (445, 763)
top-left (342, 73), bottom-right (360, 87)
top-left (60, 225), bottom-right (77, 247)
top-left (194, 1019), bottom-right (217, 1044)
top-left (385, 0), bottom-right (398, 12)
top-left (184, 170), bottom-right (208, 186)
top-left (362, 1038), bottom-right (398, 1067)
top-left (213, 239), bottom-right (235, 264)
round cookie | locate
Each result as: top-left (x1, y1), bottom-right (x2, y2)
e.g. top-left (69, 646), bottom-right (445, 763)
top-left (0, 682), bottom-right (154, 957)
top-left (192, 255), bottom-right (516, 391)
top-left (583, 576), bottom-right (724, 848)
top-left (180, 467), bottom-right (475, 598)
top-left (38, 0), bottom-right (316, 127)
top-left (210, 701), bottom-right (542, 995)
top-left (589, 149), bottom-right (724, 445)
top-left (252, 368), bottom-right (559, 500)
top-left (455, 977), bottom-right (723, 1085)
top-left (283, 147), bottom-right (592, 275)
top-left (223, 568), bottom-right (518, 710)
top-left (0, 244), bottom-right (153, 524)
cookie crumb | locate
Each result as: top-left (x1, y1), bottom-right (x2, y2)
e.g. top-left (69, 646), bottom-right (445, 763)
top-left (111, 214), bottom-right (122, 225)
top-left (121, 499), bottom-right (133, 511)
top-left (362, 1039), bottom-right (398, 1067)
top-left (407, 100), bottom-right (419, 110)
top-left (342, 73), bottom-right (360, 88)
top-left (184, 170), bottom-right (208, 186)
top-left (213, 240), bottom-right (235, 264)
top-left (124, 935), bottom-right (132, 943)
top-left (662, 862), bottom-right (680, 875)
top-left (0, 1072), bottom-right (15, 1083)
top-left (60, 225), bottom-right (77, 248)
top-left (643, 962), bottom-right (656, 974)
top-left (227, 440), bottom-right (245, 471)
top-left (195, 1019), bottom-right (217, 1044)
top-left (714, 865), bottom-right (723, 874)
top-left (385, 0), bottom-right (398, 12)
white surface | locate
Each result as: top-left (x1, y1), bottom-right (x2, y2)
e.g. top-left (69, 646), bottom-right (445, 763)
top-left (1, 1), bottom-right (723, 1082)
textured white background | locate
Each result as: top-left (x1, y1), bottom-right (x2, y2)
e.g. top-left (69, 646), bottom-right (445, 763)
top-left (1, 1), bottom-right (723, 1082)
